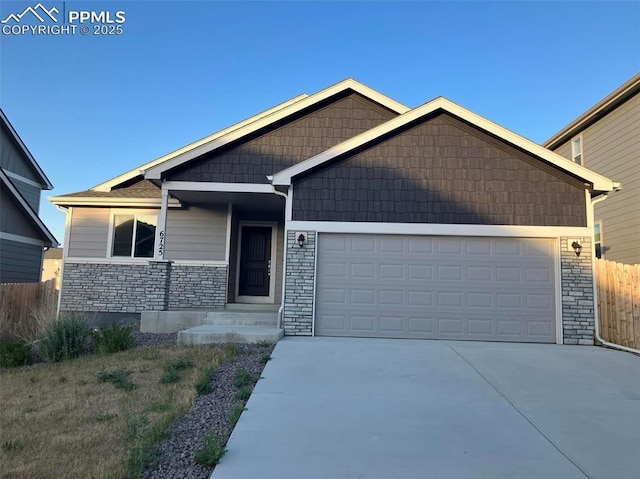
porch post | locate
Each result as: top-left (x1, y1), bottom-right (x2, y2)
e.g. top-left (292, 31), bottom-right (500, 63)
top-left (154, 183), bottom-right (169, 260)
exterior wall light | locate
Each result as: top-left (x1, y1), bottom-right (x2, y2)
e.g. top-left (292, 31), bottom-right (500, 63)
top-left (297, 232), bottom-right (306, 248)
top-left (571, 240), bottom-right (582, 257)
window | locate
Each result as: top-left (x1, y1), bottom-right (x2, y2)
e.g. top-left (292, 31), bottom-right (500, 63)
top-left (571, 135), bottom-right (583, 165)
top-left (594, 221), bottom-right (603, 259)
top-left (111, 214), bottom-right (157, 258)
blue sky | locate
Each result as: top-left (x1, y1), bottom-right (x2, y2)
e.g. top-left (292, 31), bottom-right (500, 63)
top-left (1, 0), bottom-right (639, 242)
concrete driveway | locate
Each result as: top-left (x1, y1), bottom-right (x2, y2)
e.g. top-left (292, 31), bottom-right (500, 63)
top-left (212, 338), bottom-right (640, 479)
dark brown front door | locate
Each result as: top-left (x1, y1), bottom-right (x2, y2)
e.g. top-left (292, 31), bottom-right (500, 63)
top-left (239, 226), bottom-right (272, 297)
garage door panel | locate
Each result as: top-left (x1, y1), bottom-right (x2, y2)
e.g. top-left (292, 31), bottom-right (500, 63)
top-left (316, 234), bottom-right (556, 343)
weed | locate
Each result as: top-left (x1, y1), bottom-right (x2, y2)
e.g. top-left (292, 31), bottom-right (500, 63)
top-left (223, 343), bottom-right (240, 358)
top-left (256, 339), bottom-right (271, 348)
top-left (97, 368), bottom-right (136, 391)
top-left (96, 413), bottom-right (117, 422)
top-left (39, 315), bottom-right (90, 363)
top-left (147, 400), bottom-right (171, 413)
top-left (236, 386), bottom-right (251, 401)
top-left (261, 353), bottom-right (272, 364)
top-left (1, 440), bottom-right (22, 452)
top-left (159, 367), bottom-right (181, 384)
top-left (195, 366), bottom-right (216, 395)
top-left (227, 405), bottom-right (246, 426)
top-left (91, 323), bottom-right (134, 355)
top-left (58, 376), bottom-right (67, 384)
top-left (194, 433), bottom-right (227, 466)
top-left (234, 369), bottom-right (252, 388)
top-left (0, 339), bottom-right (33, 367)
top-left (160, 356), bottom-right (195, 384)
top-left (125, 408), bottom-right (154, 478)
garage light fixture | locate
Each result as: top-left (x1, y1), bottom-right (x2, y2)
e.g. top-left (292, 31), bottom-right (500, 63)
top-left (571, 240), bottom-right (582, 257)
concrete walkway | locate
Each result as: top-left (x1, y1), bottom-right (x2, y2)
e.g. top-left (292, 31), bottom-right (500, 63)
top-left (211, 338), bottom-right (640, 479)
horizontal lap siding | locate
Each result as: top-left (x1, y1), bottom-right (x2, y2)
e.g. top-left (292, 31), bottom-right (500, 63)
top-left (555, 94), bottom-right (640, 264)
top-left (0, 128), bottom-right (41, 183)
top-left (293, 113), bottom-right (587, 226)
top-left (168, 93), bottom-right (398, 183)
top-left (0, 187), bottom-right (40, 238)
top-left (0, 239), bottom-right (43, 283)
top-left (165, 204), bottom-right (227, 261)
top-left (67, 208), bottom-right (111, 257)
top-left (11, 178), bottom-right (41, 212)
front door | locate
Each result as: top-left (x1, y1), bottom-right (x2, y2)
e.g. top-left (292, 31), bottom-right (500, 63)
top-left (238, 226), bottom-right (272, 297)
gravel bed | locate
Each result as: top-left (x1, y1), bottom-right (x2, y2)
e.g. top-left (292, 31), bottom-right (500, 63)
top-left (132, 329), bottom-right (178, 349)
top-left (142, 340), bottom-right (275, 479)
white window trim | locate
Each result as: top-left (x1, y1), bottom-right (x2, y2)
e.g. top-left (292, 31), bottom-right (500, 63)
top-left (571, 134), bottom-right (583, 165)
top-left (594, 219), bottom-right (603, 258)
top-left (107, 209), bottom-right (159, 259)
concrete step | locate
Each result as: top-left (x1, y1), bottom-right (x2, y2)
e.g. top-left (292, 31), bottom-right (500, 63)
top-left (225, 303), bottom-right (280, 311)
top-left (204, 311), bottom-right (278, 327)
top-left (177, 325), bottom-right (284, 345)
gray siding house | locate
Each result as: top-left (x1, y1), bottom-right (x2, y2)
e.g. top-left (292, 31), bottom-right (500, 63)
top-left (51, 79), bottom-right (618, 345)
top-left (544, 73), bottom-right (639, 265)
top-left (1, 109), bottom-right (58, 283)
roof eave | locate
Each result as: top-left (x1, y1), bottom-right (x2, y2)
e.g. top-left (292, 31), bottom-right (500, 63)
top-left (0, 170), bottom-right (58, 246)
top-left (48, 196), bottom-right (181, 208)
top-left (0, 109), bottom-right (54, 190)
top-left (144, 79), bottom-right (410, 181)
top-left (543, 72), bottom-right (640, 149)
top-left (271, 97), bottom-right (618, 193)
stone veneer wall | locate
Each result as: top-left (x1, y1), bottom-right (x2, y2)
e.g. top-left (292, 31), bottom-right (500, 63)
top-left (560, 236), bottom-right (595, 345)
top-left (283, 231), bottom-right (316, 335)
top-left (168, 265), bottom-right (227, 309)
top-left (60, 261), bottom-right (227, 313)
top-left (61, 261), bottom-right (172, 313)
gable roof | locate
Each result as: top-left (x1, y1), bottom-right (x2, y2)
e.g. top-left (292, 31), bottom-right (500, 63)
top-left (270, 96), bottom-right (619, 195)
top-left (543, 72), bottom-right (640, 150)
top-left (0, 169), bottom-right (58, 246)
top-left (0, 109), bottom-right (54, 190)
top-left (142, 79), bottom-right (410, 181)
top-left (92, 92), bottom-right (312, 192)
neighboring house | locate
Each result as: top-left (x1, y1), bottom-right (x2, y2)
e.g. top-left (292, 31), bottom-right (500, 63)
top-left (42, 247), bottom-right (63, 287)
top-left (1, 109), bottom-right (58, 283)
top-left (50, 79), bottom-right (618, 345)
top-left (544, 73), bottom-right (639, 264)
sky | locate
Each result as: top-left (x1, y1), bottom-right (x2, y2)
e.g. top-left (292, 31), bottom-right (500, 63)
top-left (1, 0), bottom-right (639, 243)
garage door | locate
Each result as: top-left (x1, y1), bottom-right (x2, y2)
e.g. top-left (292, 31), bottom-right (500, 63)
top-left (315, 234), bottom-right (557, 343)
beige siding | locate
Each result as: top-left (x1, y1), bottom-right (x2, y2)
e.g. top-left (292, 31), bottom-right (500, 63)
top-left (164, 204), bottom-right (227, 261)
top-left (553, 93), bottom-right (640, 264)
top-left (67, 207), bottom-right (110, 257)
top-left (554, 141), bottom-right (572, 162)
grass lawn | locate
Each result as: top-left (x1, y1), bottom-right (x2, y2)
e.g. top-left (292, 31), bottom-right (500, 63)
top-left (0, 345), bottom-right (235, 479)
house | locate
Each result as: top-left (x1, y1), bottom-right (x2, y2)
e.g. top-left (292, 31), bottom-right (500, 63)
top-left (50, 79), bottom-right (618, 345)
top-left (42, 247), bottom-right (63, 288)
top-left (1, 109), bottom-right (58, 283)
top-left (544, 73), bottom-right (639, 264)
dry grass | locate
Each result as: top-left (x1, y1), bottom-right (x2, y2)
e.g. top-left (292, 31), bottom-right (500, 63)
top-left (0, 281), bottom-right (58, 341)
top-left (0, 345), bottom-right (231, 479)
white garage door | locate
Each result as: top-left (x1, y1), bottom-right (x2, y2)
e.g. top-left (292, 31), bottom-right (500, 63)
top-left (315, 234), bottom-right (557, 343)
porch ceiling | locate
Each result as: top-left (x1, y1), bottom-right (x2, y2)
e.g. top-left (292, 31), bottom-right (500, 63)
top-left (170, 190), bottom-right (285, 210)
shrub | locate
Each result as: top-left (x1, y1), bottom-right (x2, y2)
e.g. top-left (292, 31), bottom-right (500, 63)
top-left (38, 316), bottom-right (90, 363)
top-left (91, 323), bottom-right (134, 355)
top-left (0, 339), bottom-right (33, 367)
top-left (194, 433), bottom-right (227, 466)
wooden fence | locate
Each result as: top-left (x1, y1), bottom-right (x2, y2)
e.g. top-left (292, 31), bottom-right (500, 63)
top-left (596, 259), bottom-right (640, 350)
top-left (0, 280), bottom-right (58, 340)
